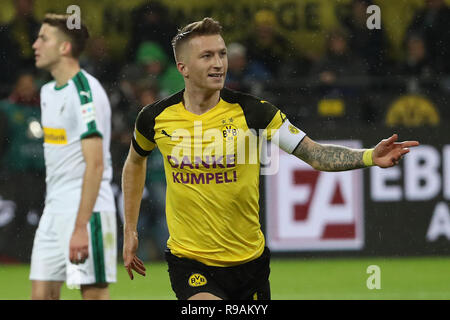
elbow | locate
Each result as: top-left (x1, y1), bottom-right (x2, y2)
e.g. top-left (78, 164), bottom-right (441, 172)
top-left (87, 159), bottom-right (104, 175)
top-left (313, 163), bottom-right (337, 172)
top-left (310, 162), bottom-right (333, 172)
top-left (309, 160), bottom-right (322, 171)
top-left (96, 162), bottom-right (104, 174)
top-left (95, 160), bottom-right (104, 174)
top-left (94, 163), bottom-right (104, 178)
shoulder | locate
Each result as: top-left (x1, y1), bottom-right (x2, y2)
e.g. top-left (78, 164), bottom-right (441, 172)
top-left (71, 70), bottom-right (111, 108)
top-left (221, 87), bottom-right (279, 130)
top-left (221, 87), bottom-right (277, 110)
top-left (221, 87), bottom-right (261, 105)
top-left (70, 70), bottom-right (104, 94)
top-left (134, 90), bottom-right (183, 143)
top-left (137, 89), bottom-right (184, 124)
top-left (79, 70), bottom-right (106, 95)
top-left (40, 81), bottom-right (56, 93)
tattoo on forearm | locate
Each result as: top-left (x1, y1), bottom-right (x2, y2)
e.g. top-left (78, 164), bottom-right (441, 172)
top-left (294, 141), bottom-right (365, 171)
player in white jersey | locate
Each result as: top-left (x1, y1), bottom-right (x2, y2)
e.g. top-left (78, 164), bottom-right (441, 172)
top-left (29, 14), bottom-right (116, 300)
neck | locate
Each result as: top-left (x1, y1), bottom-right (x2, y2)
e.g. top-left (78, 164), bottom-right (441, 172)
top-left (50, 57), bottom-right (81, 87)
top-left (183, 85), bottom-right (221, 115)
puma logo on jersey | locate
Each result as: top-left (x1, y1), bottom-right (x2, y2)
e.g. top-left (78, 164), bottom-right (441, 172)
top-left (161, 130), bottom-right (172, 138)
top-left (80, 91), bottom-right (90, 99)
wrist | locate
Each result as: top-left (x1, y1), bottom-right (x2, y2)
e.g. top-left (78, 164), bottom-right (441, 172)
top-left (363, 148), bottom-right (374, 167)
top-left (124, 224), bottom-right (137, 233)
top-left (74, 221), bottom-right (88, 230)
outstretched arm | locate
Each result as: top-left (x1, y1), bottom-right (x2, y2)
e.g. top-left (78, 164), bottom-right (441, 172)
top-left (293, 134), bottom-right (419, 171)
top-left (122, 143), bottom-right (147, 279)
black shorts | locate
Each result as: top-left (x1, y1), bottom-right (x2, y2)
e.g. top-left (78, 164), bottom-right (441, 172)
top-left (165, 247), bottom-right (271, 300)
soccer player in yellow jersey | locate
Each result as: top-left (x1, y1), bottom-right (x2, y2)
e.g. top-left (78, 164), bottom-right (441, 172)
top-left (122, 18), bottom-right (419, 300)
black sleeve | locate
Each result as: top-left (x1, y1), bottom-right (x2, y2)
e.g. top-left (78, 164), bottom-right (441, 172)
top-left (131, 90), bottom-right (183, 156)
top-left (221, 88), bottom-right (280, 135)
top-left (134, 104), bottom-right (157, 143)
top-left (131, 104), bottom-right (160, 157)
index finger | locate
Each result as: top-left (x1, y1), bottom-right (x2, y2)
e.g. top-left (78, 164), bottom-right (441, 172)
top-left (398, 141), bottom-right (420, 148)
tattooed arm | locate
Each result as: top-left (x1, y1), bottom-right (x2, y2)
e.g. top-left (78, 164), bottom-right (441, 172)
top-left (293, 134), bottom-right (420, 172)
top-left (293, 136), bottom-right (366, 171)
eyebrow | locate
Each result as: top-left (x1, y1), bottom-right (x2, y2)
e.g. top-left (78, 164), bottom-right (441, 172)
top-left (199, 48), bottom-right (227, 55)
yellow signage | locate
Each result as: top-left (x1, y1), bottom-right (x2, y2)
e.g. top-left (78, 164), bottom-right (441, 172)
top-left (386, 94), bottom-right (440, 127)
top-left (318, 99), bottom-right (345, 117)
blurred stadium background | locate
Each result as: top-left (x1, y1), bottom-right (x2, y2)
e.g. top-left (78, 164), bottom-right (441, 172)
top-left (1, 0), bottom-right (450, 299)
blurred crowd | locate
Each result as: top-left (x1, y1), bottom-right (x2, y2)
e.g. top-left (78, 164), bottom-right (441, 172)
top-left (1, 0), bottom-right (450, 259)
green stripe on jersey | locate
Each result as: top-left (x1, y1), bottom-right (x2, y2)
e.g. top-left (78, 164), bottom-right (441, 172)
top-left (90, 212), bottom-right (106, 283)
top-left (73, 71), bottom-right (93, 104)
top-left (73, 71), bottom-right (102, 139)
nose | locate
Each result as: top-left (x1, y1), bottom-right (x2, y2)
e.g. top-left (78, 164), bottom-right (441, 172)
top-left (213, 53), bottom-right (223, 69)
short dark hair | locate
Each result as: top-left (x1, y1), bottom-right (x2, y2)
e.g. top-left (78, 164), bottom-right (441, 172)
top-left (171, 17), bottom-right (222, 60)
top-left (42, 13), bottom-right (89, 58)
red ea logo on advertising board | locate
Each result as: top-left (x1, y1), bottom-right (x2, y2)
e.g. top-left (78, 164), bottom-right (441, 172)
top-left (266, 140), bottom-right (364, 251)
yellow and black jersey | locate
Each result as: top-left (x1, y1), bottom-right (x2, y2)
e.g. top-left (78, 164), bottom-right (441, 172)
top-left (132, 87), bottom-right (306, 266)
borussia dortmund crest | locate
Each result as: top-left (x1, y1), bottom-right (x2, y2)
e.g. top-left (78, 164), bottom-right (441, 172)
top-left (222, 124), bottom-right (238, 141)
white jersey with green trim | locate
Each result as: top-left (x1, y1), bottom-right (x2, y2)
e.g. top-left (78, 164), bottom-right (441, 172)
top-left (40, 69), bottom-right (115, 214)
